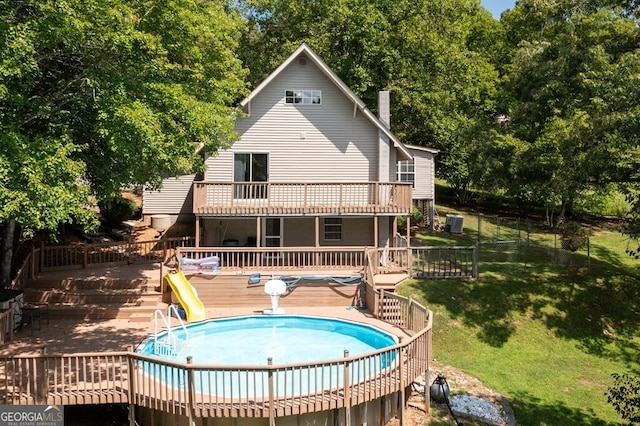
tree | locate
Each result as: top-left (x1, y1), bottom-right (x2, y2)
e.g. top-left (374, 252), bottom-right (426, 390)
top-left (497, 0), bottom-right (640, 225)
top-left (0, 0), bottom-right (248, 287)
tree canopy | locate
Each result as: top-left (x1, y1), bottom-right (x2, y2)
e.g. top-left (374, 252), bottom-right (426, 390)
top-left (2, 0), bottom-right (640, 287)
top-left (0, 0), bottom-right (248, 285)
top-left (496, 0), bottom-right (640, 233)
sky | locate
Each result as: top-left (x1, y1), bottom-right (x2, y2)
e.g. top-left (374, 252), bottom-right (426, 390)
top-left (480, 0), bottom-right (517, 20)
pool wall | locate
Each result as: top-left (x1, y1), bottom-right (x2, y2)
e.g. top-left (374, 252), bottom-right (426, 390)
top-left (136, 392), bottom-right (403, 426)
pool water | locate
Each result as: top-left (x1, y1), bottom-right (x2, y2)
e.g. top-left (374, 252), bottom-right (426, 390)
top-left (136, 315), bottom-right (399, 396)
top-left (140, 315), bottom-right (397, 364)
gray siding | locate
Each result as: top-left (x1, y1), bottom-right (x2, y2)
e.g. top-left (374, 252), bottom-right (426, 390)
top-left (205, 60), bottom-right (380, 182)
top-left (142, 175), bottom-right (195, 216)
top-left (411, 150), bottom-right (436, 200)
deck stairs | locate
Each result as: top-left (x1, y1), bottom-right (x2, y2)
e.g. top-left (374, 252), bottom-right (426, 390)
top-left (22, 268), bottom-right (406, 322)
top-left (24, 277), bottom-right (164, 322)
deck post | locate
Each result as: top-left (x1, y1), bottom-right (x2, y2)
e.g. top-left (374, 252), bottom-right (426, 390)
top-left (186, 356), bottom-right (196, 425)
top-left (344, 350), bottom-right (351, 426)
top-left (195, 218), bottom-right (200, 248)
top-left (425, 317), bottom-right (432, 413)
top-left (127, 346), bottom-right (136, 426)
top-left (374, 217), bottom-right (379, 249)
top-left (35, 346), bottom-right (48, 404)
top-left (398, 339), bottom-right (405, 426)
top-left (268, 357), bottom-right (275, 426)
top-left (314, 217), bottom-right (320, 267)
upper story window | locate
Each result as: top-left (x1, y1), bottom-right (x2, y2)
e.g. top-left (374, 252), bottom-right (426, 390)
top-left (285, 90), bottom-right (322, 105)
top-left (397, 160), bottom-right (415, 187)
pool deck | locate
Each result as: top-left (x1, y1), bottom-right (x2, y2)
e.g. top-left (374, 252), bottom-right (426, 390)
top-left (1, 264), bottom-right (412, 357)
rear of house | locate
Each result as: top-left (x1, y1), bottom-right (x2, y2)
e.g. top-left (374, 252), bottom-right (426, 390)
top-left (143, 43), bottom-right (435, 250)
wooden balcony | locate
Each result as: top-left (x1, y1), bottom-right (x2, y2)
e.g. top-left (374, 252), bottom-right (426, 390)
top-left (193, 182), bottom-right (412, 216)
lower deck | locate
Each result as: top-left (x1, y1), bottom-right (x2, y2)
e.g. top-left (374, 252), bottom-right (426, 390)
top-left (1, 264), bottom-right (411, 357)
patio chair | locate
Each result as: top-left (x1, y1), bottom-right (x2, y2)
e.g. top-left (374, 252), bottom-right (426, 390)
top-left (20, 303), bottom-right (49, 335)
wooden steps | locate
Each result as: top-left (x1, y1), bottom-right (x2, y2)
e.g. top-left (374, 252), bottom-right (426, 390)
top-left (25, 277), bottom-right (163, 321)
top-left (373, 272), bottom-right (409, 291)
top-left (25, 269), bottom-right (370, 321)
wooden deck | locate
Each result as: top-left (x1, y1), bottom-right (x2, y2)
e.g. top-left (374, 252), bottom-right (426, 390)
top-left (192, 181), bottom-right (413, 216)
top-left (0, 263), bottom-right (431, 424)
top-left (0, 259), bottom-right (413, 356)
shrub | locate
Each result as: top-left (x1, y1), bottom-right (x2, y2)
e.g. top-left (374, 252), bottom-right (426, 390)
top-left (398, 205), bottom-right (425, 233)
top-left (98, 195), bottom-right (138, 227)
top-left (560, 220), bottom-right (588, 251)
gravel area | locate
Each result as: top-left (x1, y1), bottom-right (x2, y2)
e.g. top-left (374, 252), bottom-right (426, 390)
top-left (450, 394), bottom-right (507, 425)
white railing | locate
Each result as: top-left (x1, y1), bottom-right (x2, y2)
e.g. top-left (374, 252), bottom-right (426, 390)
top-left (153, 306), bottom-right (189, 358)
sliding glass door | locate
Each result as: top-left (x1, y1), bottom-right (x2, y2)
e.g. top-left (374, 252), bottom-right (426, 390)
top-left (234, 153), bottom-right (268, 199)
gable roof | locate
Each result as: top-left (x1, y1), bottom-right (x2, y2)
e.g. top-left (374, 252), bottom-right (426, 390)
top-left (240, 43), bottom-right (412, 161)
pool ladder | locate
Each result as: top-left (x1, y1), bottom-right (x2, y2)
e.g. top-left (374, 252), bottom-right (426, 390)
top-left (153, 305), bottom-right (189, 357)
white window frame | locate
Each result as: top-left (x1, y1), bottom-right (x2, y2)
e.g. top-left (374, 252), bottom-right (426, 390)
top-left (285, 90), bottom-right (322, 105)
top-left (323, 218), bottom-right (343, 241)
top-left (233, 152), bottom-right (269, 199)
top-left (396, 160), bottom-right (415, 187)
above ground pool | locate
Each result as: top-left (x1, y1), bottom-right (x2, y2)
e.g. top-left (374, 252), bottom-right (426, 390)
top-left (136, 315), bottom-right (399, 396)
top-left (139, 315), bottom-right (398, 364)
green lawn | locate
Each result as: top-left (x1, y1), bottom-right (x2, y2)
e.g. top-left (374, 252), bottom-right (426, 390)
top-left (398, 212), bottom-right (640, 425)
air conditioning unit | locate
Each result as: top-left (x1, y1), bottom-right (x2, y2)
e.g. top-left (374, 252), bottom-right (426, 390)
top-left (445, 214), bottom-right (464, 234)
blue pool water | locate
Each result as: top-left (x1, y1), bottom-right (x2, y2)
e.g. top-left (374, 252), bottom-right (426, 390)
top-left (139, 315), bottom-right (397, 364)
top-left (136, 315), bottom-right (399, 396)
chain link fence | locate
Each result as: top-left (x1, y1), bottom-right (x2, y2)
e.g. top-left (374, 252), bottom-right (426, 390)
top-left (446, 213), bottom-right (592, 275)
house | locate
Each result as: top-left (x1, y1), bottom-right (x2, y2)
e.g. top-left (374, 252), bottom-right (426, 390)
top-left (143, 43), bottom-right (437, 249)
top-left (402, 144), bottom-right (439, 229)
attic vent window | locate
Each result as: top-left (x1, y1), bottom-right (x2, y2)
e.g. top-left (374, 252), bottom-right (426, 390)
top-left (285, 90), bottom-right (322, 105)
top-left (298, 57), bottom-right (308, 66)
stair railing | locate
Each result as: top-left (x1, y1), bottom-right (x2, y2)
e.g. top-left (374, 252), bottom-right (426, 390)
top-left (153, 306), bottom-right (189, 357)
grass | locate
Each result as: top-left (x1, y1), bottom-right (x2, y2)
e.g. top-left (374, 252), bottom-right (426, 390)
top-left (398, 208), bottom-right (640, 425)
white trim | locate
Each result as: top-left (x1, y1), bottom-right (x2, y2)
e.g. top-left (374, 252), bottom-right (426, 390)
top-left (405, 144), bottom-right (440, 155)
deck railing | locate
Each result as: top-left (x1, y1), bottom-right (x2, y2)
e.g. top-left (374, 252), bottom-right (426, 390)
top-left (412, 246), bottom-right (477, 279)
top-left (14, 240), bottom-right (473, 283)
top-left (193, 182), bottom-right (413, 215)
top-left (0, 298), bottom-right (432, 421)
top-left (0, 350), bottom-right (131, 405)
top-left (175, 246), bottom-right (369, 271)
top-left (378, 290), bottom-right (430, 332)
top-left (37, 237), bottom-right (194, 273)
